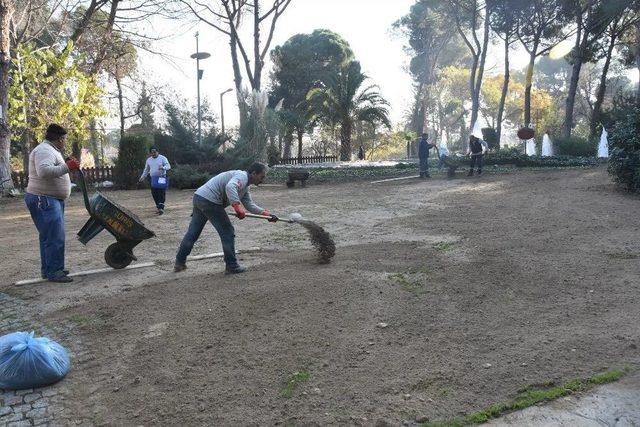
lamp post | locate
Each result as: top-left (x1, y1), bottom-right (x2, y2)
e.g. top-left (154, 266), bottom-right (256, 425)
top-left (190, 32), bottom-right (211, 146)
top-left (219, 88), bottom-right (233, 152)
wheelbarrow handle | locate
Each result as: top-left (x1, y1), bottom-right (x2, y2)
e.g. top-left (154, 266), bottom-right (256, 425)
top-left (75, 168), bottom-right (92, 214)
top-left (228, 211), bottom-right (295, 223)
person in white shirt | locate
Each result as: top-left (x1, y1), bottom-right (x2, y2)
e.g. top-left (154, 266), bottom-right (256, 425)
top-left (24, 123), bottom-right (80, 282)
top-left (437, 141), bottom-right (449, 170)
top-left (139, 146), bottom-right (171, 215)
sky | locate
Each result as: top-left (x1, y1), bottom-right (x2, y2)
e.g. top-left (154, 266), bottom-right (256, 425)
top-left (135, 0), bottom-right (424, 129)
top-left (130, 0), bottom-right (638, 132)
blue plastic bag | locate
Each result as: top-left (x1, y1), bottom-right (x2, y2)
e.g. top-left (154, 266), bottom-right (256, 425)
top-left (151, 175), bottom-right (169, 189)
top-left (0, 331), bottom-right (70, 390)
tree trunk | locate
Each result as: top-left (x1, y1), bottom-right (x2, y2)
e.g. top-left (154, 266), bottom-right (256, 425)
top-left (89, 119), bottom-right (101, 166)
top-left (282, 131), bottom-right (293, 159)
top-left (252, 1), bottom-right (262, 92)
top-left (116, 76), bottom-right (125, 138)
top-left (471, 10), bottom-right (490, 128)
top-left (421, 84), bottom-right (432, 134)
top-left (563, 14), bottom-right (588, 139)
top-left (590, 29), bottom-right (617, 139)
top-left (0, 0), bottom-right (15, 190)
top-left (496, 39), bottom-right (510, 146)
top-left (524, 51), bottom-right (536, 127)
top-left (468, 52), bottom-right (479, 126)
top-left (229, 34), bottom-right (248, 128)
top-left (296, 128), bottom-right (303, 162)
top-left (339, 120), bottom-right (352, 161)
top-left (21, 131), bottom-right (30, 173)
top-left (636, 20), bottom-right (640, 107)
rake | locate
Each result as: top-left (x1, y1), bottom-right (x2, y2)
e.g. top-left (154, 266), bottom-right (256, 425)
top-left (228, 211), bottom-right (335, 263)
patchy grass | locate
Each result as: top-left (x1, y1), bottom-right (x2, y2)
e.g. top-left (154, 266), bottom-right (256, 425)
top-left (439, 387), bottom-right (453, 397)
top-left (68, 314), bottom-right (92, 326)
top-left (590, 368), bottom-right (626, 384)
top-left (279, 370), bottom-right (310, 398)
top-left (265, 229), bottom-right (306, 247)
top-left (433, 242), bottom-right (455, 252)
top-left (606, 252), bottom-right (639, 260)
top-left (388, 273), bottom-right (425, 294)
top-left (420, 369), bottom-right (628, 426)
top-left (409, 267), bottom-right (432, 275)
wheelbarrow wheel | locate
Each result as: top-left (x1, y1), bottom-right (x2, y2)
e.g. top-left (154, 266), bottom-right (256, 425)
top-left (105, 243), bottom-right (134, 269)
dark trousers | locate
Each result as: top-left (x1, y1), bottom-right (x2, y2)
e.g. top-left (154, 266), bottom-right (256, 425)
top-left (175, 194), bottom-right (238, 268)
top-left (419, 156), bottom-right (430, 177)
top-left (469, 154), bottom-right (483, 172)
top-left (151, 187), bottom-right (166, 210)
top-left (24, 193), bottom-right (66, 279)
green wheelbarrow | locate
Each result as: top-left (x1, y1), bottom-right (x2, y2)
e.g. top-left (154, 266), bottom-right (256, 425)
top-left (76, 170), bottom-right (155, 269)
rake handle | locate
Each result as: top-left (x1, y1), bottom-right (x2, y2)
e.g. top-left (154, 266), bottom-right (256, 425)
top-left (228, 211), bottom-right (295, 223)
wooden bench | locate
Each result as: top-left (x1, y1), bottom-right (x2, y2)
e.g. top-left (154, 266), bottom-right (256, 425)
top-left (286, 170), bottom-right (310, 188)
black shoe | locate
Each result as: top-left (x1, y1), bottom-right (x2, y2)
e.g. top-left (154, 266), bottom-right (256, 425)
top-left (174, 263), bottom-right (187, 273)
top-left (477, 170), bottom-right (482, 176)
top-left (42, 269), bottom-right (69, 279)
top-left (467, 170), bottom-right (474, 177)
top-left (49, 275), bottom-right (73, 283)
top-left (225, 265), bottom-right (247, 275)
top-left (157, 209), bottom-right (164, 215)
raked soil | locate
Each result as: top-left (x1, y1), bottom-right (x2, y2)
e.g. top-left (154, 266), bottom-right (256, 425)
top-left (1, 167), bottom-right (639, 425)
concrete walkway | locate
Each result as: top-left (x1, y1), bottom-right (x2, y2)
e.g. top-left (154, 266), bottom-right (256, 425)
top-left (488, 372), bottom-right (640, 426)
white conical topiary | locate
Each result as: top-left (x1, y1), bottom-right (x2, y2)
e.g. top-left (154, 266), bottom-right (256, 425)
top-left (598, 127), bottom-right (609, 158)
top-left (542, 134), bottom-right (553, 157)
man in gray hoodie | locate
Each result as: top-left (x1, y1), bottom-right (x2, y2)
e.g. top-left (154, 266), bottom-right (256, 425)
top-left (24, 124), bottom-right (80, 282)
top-left (174, 162), bottom-right (278, 274)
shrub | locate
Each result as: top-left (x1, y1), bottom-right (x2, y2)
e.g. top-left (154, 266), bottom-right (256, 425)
top-left (170, 164), bottom-right (212, 190)
top-left (484, 151), bottom-right (598, 168)
top-left (114, 135), bottom-right (149, 189)
top-left (267, 144), bottom-right (281, 166)
top-left (153, 132), bottom-right (223, 165)
top-left (608, 109), bottom-right (640, 193)
top-left (553, 136), bottom-right (597, 157)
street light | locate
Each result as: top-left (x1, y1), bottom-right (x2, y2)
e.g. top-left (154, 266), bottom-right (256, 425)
top-left (220, 88), bottom-right (233, 152)
top-left (190, 32), bottom-right (211, 146)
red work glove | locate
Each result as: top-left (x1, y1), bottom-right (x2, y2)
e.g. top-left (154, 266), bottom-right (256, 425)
top-left (261, 210), bottom-right (278, 223)
top-left (65, 157), bottom-right (80, 171)
top-left (232, 202), bottom-right (246, 219)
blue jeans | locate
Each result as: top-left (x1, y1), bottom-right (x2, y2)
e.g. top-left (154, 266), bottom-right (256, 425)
top-left (24, 193), bottom-right (66, 279)
top-left (175, 194), bottom-right (238, 268)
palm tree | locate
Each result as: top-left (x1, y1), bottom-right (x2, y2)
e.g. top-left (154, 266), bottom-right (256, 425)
top-left (307, 61), bottom-right (391, 161)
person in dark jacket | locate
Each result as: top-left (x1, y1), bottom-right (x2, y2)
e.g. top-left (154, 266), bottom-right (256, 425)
top-left (467, 135), bottom-right (487, 176)
top-left (417, 133), bottom-right (437, 178)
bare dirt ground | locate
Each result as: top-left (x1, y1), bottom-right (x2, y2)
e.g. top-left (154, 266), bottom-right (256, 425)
top-left (1, 167), bottom-right (639, 425)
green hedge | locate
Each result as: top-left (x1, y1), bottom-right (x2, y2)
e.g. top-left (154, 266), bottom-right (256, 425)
top-left (114, 135), bottom-right (149, 189)
top-left (608, 109), bottom-right (640, 193)
top-left (170, 164), bottom-right (212, 190)
top-left (553, 136), bottom-right (598, 157)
